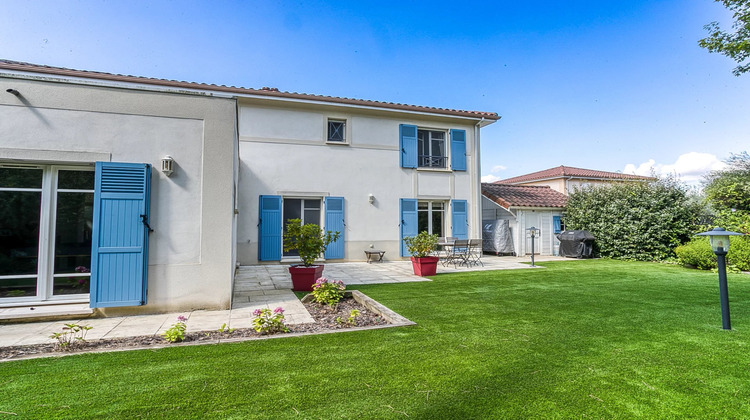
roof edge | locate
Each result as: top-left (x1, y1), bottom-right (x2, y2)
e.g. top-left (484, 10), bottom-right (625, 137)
top-left (0, 59), bottom-right (501, 121)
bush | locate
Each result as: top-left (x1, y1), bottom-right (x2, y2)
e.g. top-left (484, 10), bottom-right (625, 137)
top-left (729, 236), bottom-right (750, 271)
top-left (674, 238), bottom-right (716, 270)
top-left (311, 277), bottom-right (346, 307)
top-left (674, 236), bottom-right (750, 272)
top-left (403, 231), bottom-right (439, 258)
top-left (564, 176), bottom-right (702, 261)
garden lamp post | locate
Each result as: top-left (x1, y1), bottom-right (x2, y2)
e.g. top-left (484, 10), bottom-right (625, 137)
top-left (527, 226), bottom-right (540, 267)
top-left (697, 227), bottom-right (744, 330)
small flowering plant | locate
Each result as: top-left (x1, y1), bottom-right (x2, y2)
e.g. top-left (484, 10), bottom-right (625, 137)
top-left (311, 277), bottom-right (346, 307)
top-left (162, 315), bottom-right (188, 343)
top-left (252, 307), bottom-right (289, 334)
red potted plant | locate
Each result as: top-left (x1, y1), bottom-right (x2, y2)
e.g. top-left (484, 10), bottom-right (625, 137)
top-left (283, 219), bottom-right (340, 291)
top-left (404, 231), bottom-right (440, 276)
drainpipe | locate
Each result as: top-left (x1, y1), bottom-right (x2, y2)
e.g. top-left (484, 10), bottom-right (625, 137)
top-left (474, 117), bottom-right (485, 239)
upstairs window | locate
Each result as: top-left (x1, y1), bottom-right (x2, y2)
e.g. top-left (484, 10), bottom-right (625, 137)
top-left (327, 120), bottom-right (346, 143)
top-left (418, 129), bottom-right (446, 168)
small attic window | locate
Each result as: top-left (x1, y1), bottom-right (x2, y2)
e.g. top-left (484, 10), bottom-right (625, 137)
top-left (327, 119), bottom-right (346, 143)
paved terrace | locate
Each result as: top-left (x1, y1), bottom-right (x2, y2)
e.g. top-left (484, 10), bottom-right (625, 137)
top-left (0, 256), bottom-right (568, 348)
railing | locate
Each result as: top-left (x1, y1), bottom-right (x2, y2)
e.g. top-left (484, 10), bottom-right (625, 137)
top-left (418, 155), bottom-right (446, 168)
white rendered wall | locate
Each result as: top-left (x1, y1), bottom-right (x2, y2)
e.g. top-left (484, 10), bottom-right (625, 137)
top-left (0, 76), bottom-right (237, 314)
top-left (236, 100), bottom-right (485, 263)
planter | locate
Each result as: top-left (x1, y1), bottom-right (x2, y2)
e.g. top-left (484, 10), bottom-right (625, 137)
top-left (288, 265), bottom-right (325, 291)
top-left (410, 256), bottom-right (439, 276)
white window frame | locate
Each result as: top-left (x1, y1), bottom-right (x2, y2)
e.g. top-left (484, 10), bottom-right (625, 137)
top-left (326, 118), bottom-right (350, 145)
top-left (281, 197), bottom-right (323, 260)
top-left (0, 164), bottom-right (94, 306)
top-left (417, 201), bottom-right (446, 236)
top-left (417, 128), bottom-right (448, 169)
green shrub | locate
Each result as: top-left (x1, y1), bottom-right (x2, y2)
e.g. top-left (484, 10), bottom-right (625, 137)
top-left (311, 277), bottom-right (346, 307)
top-left (674, 236), bottom-right (750, 272)
top-left (403, 231), bottom-right (439, 258)
top-left (674, 238), bottom-right (716, 270)
top-left (564, 176), bottom-right (702, 261)
top-left (729, 236), bottom-right (750, 271)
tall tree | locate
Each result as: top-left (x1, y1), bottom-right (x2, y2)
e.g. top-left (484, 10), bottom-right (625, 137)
top-left (699, 0), bottom-right (750, 76)
top-left (703, 151), bottom-right (750, 233)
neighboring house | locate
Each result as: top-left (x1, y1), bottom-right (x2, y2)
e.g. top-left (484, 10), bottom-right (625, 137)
top-left (481, 183), bottom-right (568, 256)
top-left (0, 60), bottom-right (498, 317)
top-left (496, 165), bottom-right (654, 195)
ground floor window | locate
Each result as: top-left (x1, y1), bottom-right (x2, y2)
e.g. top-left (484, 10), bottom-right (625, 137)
top-left (418, 201), bottom-right (445, 237)
top-left (0, 165), bottom-right (94, 301)
top-left (282, 198), bottom-right (321, 257)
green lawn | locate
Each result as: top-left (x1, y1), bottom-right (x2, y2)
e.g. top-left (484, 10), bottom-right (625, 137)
top-left (2, 260), bottom-right (750, 418)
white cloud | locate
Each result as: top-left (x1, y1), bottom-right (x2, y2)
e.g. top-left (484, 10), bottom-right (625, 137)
top-left (481, 174), bottom-right (501, 183)
top-left (490, 165), bottom-right (507, 173)
top-left (624, 152), bottom-right (726, 185)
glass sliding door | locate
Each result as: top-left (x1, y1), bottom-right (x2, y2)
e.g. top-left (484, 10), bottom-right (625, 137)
top-left (0, 167), bottom-right (43, 298)
top-left (52, 170), bottom-right (94, 296)
top-left (282, 198), bottom-right (321, 257)
top-left (0, 165), bottom-right (94, 303)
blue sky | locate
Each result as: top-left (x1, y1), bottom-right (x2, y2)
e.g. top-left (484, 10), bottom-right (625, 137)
top-left (2, 0), bottom-right (748, 185)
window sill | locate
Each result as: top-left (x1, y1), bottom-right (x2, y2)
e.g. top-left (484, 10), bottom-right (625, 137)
top-left (326, 141), bottom-right (349, 146)
top-left (416, 167), bottom-right (453, 173)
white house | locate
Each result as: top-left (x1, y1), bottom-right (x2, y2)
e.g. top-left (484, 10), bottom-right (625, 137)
top-left (235, 92), bottom-right (499, 265)
top-left (0, 60), bottom-right (499, 318)
top-left (481, 183), bottom-right (567, 256)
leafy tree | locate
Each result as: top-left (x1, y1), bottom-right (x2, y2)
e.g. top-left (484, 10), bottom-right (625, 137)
top-left (703, 151), bottom-right (750, 233)
top-left (563, 176), bottom-right (702, 261)
top-left (699, 0), bottom-right (750, 76)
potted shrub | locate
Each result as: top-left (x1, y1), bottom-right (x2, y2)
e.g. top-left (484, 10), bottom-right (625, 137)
top-left (404, 231), bottom-right (440, 276)
top-left (283, 219), bottom-right (340, 291)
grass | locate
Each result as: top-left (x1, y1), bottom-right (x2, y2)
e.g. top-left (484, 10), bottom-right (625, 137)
top-left (2, 260), bottom-right (750, 418)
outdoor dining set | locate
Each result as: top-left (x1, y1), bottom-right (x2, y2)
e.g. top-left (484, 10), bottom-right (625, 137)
top-left (435, 237), bottom-right (484, 268)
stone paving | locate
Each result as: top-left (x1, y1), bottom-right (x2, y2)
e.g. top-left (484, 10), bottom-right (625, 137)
top-left (0, 255), bottom-right (571, 349)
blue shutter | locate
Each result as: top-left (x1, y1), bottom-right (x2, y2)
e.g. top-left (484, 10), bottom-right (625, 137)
top-left (450, 129), bottom-right (467, 171)
top-left (324, 197), bottom-right (345, 260)
top-left (400, 198), bottom-right (418, 257)
top-left (400, 124), bottom-right (418, 168)
top-left (259, 195), bottom-right (282, 261)
top-left (90, 162), bottom-right (151, 308)
top-left (451, 199), bottom-right (468, 239)
top-left (553, 215), bottom-right (562, 234)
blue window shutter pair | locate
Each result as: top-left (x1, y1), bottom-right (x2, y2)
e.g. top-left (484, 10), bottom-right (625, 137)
top-left (258, 195), bottom-right (282, 261)
top-left (90, 162), bottom-right (151, 308)
top-left (399, 199), bottom-right (418, 257)
top-left (399, 125), bottom-right (466, 171)
top-left (324, 197), bottom-right (345, 260)
top-left (451, 199), bottom-right (468, 239)
top-left (553, 215), bottom-right (562, 234)
top-left (258, 196), bottom-right (346, 261)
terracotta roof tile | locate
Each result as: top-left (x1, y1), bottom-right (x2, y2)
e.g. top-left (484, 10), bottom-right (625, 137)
top-left (496, 165), bottom-right (654, 184)
top-left (482, 183), bottom-right (568, 208)
top-left (0, 59), bottom-right (500, 120)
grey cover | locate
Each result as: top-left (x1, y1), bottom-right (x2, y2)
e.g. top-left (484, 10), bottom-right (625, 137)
top-left (482, 219), bottom-right (515, 255)
top-left (556, 230), bottom-right (595, 258)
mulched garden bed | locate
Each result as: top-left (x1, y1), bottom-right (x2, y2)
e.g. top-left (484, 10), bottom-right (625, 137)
top-left (0, 295), bottom-right (391, 361)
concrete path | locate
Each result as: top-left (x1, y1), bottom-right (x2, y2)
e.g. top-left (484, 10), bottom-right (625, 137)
top-left (1, 255), bottom-right (570, 349)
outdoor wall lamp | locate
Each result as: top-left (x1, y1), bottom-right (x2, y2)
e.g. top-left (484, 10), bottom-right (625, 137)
top-left (368, 194), bottom-right (375, 205)
top-left (527, 226), bottom-right (540, 267)
top-left (161, 155), bottom-right (174, 177)
top-left (697, 227), bottom-right (745, 330)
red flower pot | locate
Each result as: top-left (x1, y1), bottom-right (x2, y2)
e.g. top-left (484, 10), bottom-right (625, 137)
top-left (410, 256), bottom-right (439, 276)
top-left (288, 265), bottom-right (325, 291)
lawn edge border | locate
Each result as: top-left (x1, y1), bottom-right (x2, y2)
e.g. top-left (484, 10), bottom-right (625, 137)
top-left (1, 291), bottom-right (415, 363)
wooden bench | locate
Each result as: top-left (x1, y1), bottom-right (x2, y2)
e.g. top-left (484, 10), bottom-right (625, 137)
top-left (364, 250), bottom-right (386, 263)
